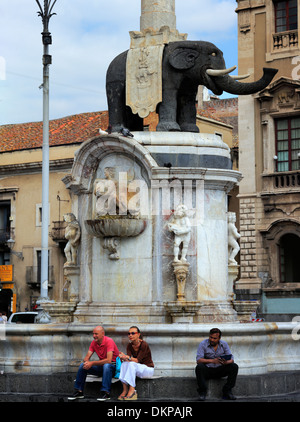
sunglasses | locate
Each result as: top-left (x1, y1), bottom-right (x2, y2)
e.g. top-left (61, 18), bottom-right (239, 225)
top-left (128, 332), bottom-right (139, 336)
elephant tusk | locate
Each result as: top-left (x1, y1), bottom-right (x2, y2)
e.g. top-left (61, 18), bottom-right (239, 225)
top-left (206, 66), bottom-right (236, 77)
top-left (230, 73), bottom-right (250, 80)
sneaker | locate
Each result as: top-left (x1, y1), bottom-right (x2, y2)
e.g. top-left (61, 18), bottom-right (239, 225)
top-left (68, 390), bottom-right (84, 400)
top-left (97, 391), bottom-right (110, 401)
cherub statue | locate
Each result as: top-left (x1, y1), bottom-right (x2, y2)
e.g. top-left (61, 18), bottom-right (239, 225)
top-left (228, 212), bottom-right (240, 265)
top-left (64, 213), bottom-right (81, 266)
top-left (167, 204), bottom-right (191, 263)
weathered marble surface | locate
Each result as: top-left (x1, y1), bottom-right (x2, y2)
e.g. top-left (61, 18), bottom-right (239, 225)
top-left (1, 323), bottom-right (299, 376)
top-left (62, 132), bottom-right (242, 324)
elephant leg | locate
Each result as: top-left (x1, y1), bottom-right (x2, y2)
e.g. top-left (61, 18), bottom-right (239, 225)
top-left (126, 107), bottom-right (144, 131)
top-left (177, 83), bottom-right (199, 133)
top-left (156, 89), bottom-right (181, 132)
top-left (106, 81), bottom-right (128, 133)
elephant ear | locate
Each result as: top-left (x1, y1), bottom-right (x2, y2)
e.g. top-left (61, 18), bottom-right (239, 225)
top-left (169, 48), bottom-right (200, 70)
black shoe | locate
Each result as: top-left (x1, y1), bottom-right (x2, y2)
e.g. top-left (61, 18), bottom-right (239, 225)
top-left (198, 393), bottom-right (206, 401)
top-left (68, 390), bottom-right (84, 400)
top-left (97, 391), bottom-right (110, 401)
top-left (222, 391), bottom-right (236, 400)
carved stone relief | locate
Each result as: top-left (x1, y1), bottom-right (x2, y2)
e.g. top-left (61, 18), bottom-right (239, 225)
top-left (126, 44), bottom-right (164, 118)
top-left (86, 154), bottom-right (149, 260)
top-left (278, 89), bottom-right (295, 107)
top-left (257, 78), bottom-right (300, 114)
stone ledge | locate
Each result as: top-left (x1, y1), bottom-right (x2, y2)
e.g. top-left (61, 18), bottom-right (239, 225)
top-left (1, 371), bottom-right (300, 400)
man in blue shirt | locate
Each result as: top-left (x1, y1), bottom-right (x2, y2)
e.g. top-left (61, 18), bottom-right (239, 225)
top-left (195, 328), bottom-right (238, 401)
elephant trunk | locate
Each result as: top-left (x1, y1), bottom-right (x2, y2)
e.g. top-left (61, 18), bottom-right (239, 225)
top-left (210, 67), bottom-right (278, 95)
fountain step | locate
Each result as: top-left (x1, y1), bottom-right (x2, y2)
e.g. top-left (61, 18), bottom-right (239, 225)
top-left (0, 371), bottom-right (300, 401)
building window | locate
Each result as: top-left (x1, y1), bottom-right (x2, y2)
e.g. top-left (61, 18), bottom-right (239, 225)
top-left (275, 117), bottom-right (300, 172)
top-left (274, 0), bottom-right (298, 32)
top-left (0, 202), bottom-right (10, 243)
top-left (279, 233), bottom-right (300, 282)
top-left (35, 203), bottom-right (50, 227)
top-left (37, 250), bottom-right (50, 284)
top-left (0, 202), bottom-right (11, 265)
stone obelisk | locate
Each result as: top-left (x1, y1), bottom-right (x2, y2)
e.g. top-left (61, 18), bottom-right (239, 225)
top-left (140, 0), bottom-right (177, 32)
top-left (127, 0), bottom-right (186, 118)
top-left (130, 0), bottom-right (187, 46)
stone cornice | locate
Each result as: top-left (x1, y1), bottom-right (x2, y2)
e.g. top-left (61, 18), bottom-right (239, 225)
top-left (0, 158), bottom-right (73, 176)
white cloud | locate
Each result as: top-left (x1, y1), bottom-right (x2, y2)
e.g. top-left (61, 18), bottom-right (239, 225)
top-left (0, 0), bottom-right (237, 125)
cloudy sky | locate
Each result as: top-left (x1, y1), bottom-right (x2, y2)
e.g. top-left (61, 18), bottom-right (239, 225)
top-left (0, 0), bottom-right (238, 126)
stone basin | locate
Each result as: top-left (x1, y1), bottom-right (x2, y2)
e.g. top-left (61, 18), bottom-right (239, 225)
top-left (85, 217), bottom-right (147, 238)
top-left (1, 322), bottom-right (300, 376)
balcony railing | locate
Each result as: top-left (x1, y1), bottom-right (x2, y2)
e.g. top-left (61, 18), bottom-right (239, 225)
top-left (262, 171), bottom-right (300, 195)
top-left (274, 171), bottom-right (300, 189)
top-left (26, 265), bottom-right (54, 288)
top-left (273, 30), bottom-right (298, 51)
top-left (49, 220), bottom-right (67, 242)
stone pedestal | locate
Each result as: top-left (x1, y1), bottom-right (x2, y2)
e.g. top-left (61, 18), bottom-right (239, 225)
top-left (63, 265), bottom-right (80, 303)
top-left (43, 266), bottom-right (81, 324)
top-left (42, 302), bottom-right (77, 323)
top-left (63, 131), bottom-right (242, 324)
top-left (164, 301), bottom-right (202, 323)
top-left (228, 264), bottom-right (239, 301)
top-left (233, 300), bottom-right (260, 321)
top-left (172, 260), bottom-right (190, 301)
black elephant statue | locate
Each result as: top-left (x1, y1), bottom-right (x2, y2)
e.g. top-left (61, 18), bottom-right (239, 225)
top-left (106, 40), bottom-right (277, 133)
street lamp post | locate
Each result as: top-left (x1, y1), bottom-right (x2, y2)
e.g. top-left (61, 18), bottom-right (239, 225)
top-left (35, 0), bottom-right (57, 323)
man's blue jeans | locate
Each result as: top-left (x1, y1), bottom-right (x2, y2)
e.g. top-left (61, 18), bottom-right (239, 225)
top-left (74, 362), bottom-right (116, 393)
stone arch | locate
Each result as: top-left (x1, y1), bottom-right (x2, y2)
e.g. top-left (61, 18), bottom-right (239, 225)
top-left (278, 233), bottom-right (300, 283)
top-left (64, 134), bottom-right (158, 194)
top-left (261, 219), bottom-right (300, 284)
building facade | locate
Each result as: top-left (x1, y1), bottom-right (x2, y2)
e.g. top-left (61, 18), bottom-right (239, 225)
top-left (0, 112), bottom-right (108, 314)
top-left (236, 0), bottom-right (300, 320)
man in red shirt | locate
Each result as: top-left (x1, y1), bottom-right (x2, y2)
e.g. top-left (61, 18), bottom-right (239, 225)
top-left (68, 326), bottom-right (119, 401)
